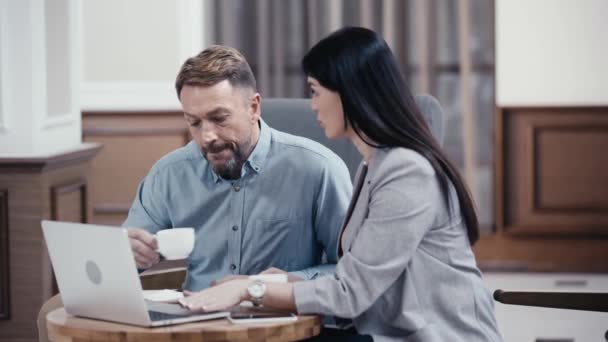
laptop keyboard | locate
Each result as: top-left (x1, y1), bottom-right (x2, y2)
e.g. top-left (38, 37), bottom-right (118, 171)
top-left (148, 310), bottom-right (192, 321)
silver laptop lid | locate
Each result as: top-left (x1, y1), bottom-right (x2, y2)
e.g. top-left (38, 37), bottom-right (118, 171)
top-left (41, 220), bottom-right (151, 326)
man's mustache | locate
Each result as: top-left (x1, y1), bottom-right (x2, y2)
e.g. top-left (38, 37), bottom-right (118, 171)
top-left (203, 142), bottom-right (233, 154)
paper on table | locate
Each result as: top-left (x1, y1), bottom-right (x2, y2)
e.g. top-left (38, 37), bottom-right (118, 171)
top-left (143, 289), bottom-right (184, 303)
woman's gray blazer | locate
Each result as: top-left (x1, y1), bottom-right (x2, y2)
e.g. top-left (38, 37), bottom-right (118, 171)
top-left (293, 147), bottom-right (502, 342)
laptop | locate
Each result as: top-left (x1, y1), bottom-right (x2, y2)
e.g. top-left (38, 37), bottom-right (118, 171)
top-left (41, 220), bottom-right (229, 326)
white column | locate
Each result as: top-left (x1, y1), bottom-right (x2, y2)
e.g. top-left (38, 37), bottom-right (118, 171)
top-left (0, 0), bottom-right (82, 155)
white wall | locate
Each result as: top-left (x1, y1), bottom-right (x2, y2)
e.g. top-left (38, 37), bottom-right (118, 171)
top-left (496, 0), bottom-right (608, 106)
top-left (80, 0), bottom-right (209, 111)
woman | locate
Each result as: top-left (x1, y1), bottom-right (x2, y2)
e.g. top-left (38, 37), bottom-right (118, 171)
top-left (179, 27), bottom-right (502, 342)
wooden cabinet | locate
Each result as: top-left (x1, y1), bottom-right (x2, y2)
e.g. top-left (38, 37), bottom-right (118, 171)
top-left (0, 144), bottom-right (101, 342)
top-left (497, 107), bottom-right (608, 236)
top-left (474, 106), bottom-right (608, 273)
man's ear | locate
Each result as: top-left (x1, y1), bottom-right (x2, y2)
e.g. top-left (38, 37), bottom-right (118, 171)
top-left (249, 93), bottom-right (261, 123)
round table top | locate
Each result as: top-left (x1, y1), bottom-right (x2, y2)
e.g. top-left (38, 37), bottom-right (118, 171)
top-left (47, 308), bottom-right (321, 342)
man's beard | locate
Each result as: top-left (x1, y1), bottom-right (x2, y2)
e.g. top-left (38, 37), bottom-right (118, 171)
top-left (203, 132), bottom-right (253, 180)
top-left (209, 145), bottom-right (243, 180)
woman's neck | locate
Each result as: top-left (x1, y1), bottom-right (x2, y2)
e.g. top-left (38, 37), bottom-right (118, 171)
top-left (350, 133), bottom-right (375, 163)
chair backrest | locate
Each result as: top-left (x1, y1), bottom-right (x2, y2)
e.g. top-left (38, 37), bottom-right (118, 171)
top-left (261, 95), bottom-right (445, 178)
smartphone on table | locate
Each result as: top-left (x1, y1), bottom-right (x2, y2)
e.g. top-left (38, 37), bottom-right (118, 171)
top-left (228, 307), bottom-right (297, 324)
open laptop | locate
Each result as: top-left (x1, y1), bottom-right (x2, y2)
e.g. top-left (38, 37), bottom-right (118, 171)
top-left (41, 220), bottom-right (229, 326)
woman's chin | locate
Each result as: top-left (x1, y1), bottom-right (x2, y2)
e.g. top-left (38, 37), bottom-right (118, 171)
top-left (324, 130), bottom-right (342, 140)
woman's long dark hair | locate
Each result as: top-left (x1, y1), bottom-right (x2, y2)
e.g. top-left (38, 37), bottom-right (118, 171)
top-left (303, 27), bottom-right (479, 245)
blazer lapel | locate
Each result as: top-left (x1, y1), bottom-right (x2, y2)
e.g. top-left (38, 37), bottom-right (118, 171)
top-left (338, 162), bottom-right (368, 258)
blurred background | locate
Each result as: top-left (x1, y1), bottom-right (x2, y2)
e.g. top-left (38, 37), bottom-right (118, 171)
top-left (1, 0), bottom-right (607, 341)
top-left (206, 0), bottom-right (496, 231)
top-left (75, 0), bottom-right (497, 229)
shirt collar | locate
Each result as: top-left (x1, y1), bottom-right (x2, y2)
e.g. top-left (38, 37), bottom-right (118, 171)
top-left (204, 119), bottom-right (272, 184)
top-left (246, 119), bottom-right (271, 174)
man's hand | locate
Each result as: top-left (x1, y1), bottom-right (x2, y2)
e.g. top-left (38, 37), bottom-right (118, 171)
top-left (260, 267), bottom-right (304, 282)
top-left (210, 275), bottom-right (248, 287)
top-left (127, 228), bottom-right (160, 269)
top-left (180, 279), bottom-right (251, 312)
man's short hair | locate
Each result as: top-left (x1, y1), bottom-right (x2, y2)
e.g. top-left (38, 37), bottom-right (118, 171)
top-left (175, 45), bottom-right (257, 98)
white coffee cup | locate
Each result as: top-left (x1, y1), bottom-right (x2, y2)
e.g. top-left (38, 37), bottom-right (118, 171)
top-left (155, 228), bottom-right (195, 260)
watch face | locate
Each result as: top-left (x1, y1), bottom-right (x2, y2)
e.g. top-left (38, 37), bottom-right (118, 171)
top-left (249, 283), bottom-right (264, 298)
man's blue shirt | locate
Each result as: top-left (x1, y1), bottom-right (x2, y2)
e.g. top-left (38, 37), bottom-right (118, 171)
top-left (123, 120), bottom-right (352, 290)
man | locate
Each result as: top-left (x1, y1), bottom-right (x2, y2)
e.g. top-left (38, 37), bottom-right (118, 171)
top-left (125, 45), bottom-right (352, 291)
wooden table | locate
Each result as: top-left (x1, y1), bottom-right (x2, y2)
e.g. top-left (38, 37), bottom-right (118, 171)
top-left (47, 308), bottom-right (321, 341)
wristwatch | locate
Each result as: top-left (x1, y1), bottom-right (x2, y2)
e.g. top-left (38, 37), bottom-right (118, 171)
top-left (247, 279), bottom-right (266, 306)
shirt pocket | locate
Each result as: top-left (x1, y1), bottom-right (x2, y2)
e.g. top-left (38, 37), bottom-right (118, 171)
top-left (247, 217), bottom-right (303, 273)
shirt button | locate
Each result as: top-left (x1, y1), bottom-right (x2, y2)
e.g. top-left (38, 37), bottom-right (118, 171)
top-left (233, 185), bottom-right (241, 192)
top-left (232, 225), bottom-right (238, 231)
top-left (230, 264), bottom-right (236, 270)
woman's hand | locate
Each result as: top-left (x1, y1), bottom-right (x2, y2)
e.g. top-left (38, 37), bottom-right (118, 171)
top-left (179, 279), bottom-right (251, 312)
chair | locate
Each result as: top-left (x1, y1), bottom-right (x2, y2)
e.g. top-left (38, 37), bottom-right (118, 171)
top-left (493, 290), bottom-right (608, 341)
top-left (115, 95), bottom-right (444, 293)
top-left (37, 293), bottom-right (63, 342)
top-left (137, 95), bottom-right (446, 294)
top-left (493, 289), bottom-right (608, 313)
top-left (261, 95), bottom-right (445, 178)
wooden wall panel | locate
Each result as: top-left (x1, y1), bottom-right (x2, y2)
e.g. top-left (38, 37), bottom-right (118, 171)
top-left (47, 180), bottom-right (89, 296)
top-left (481, 106), bottom-right (608, 272)
top-left (0, 174), bottom-right (45, 341)
top-left (83, 112), bottom-right (189, 225)
top-left (51, 180), bottom-right (87, 222)
top-left (501, 107), bottom-right (608, 236)
top-left (0, 190), bottom-right (9, 320)
top-left (536, 127), bottom-right (608, 211)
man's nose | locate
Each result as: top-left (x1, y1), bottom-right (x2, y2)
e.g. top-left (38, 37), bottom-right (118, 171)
top-left (200, 124), bottom-right (218, 145)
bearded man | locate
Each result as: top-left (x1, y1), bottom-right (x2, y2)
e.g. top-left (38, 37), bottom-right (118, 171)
top-left (124, 45), bottom-right (352, 290)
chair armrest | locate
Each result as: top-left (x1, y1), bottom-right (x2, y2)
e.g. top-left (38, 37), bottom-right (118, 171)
top-left (38, 294), bottom-right (63, 342)
top-left (493, 289), bottom-right (608, 312)
top-left (140, 267), bottom-right (187, 290)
